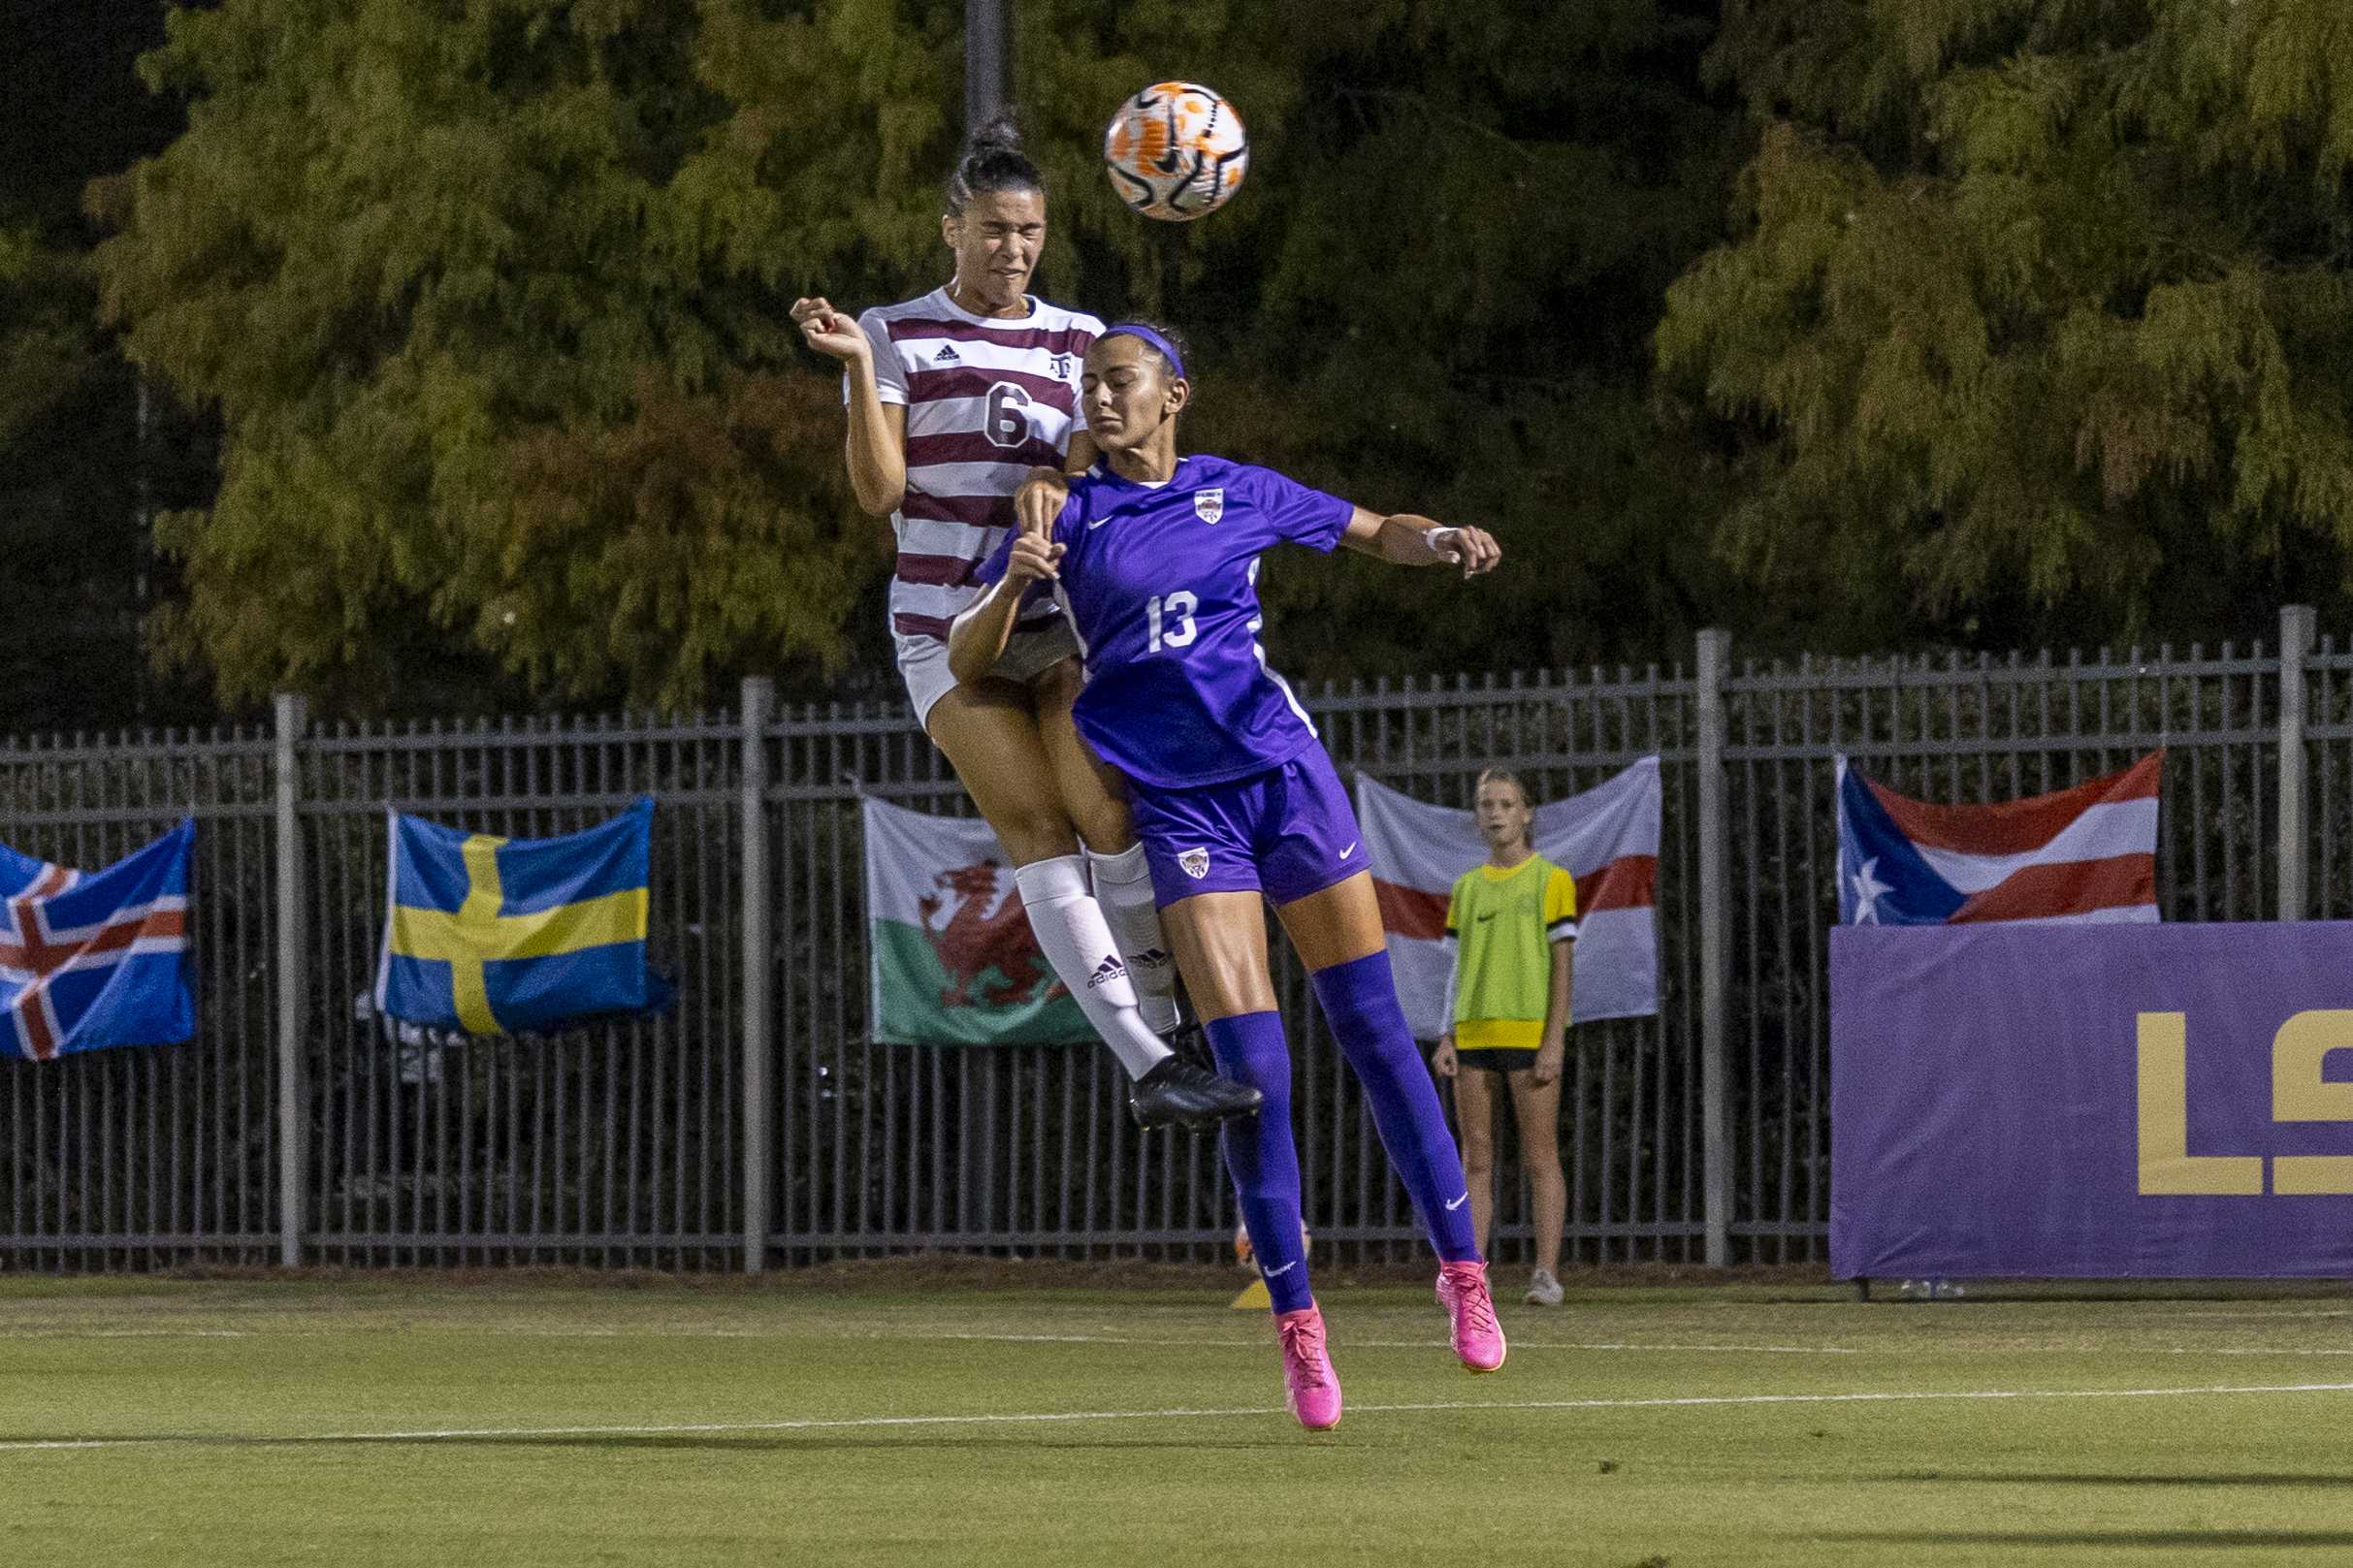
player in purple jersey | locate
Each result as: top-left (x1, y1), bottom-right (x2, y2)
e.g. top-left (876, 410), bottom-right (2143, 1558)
top-left (951, 325), bottom-right (1508, 1431)
top-left (790, 122), bottom-right (1257, 1136)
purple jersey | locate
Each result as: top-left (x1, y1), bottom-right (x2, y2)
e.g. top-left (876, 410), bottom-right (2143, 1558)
top-left (973, 455), bottom-right (1354, 788)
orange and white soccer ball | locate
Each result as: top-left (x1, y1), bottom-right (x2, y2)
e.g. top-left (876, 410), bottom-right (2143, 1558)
top-left (1104, 81), bottom-right (1249, 222)
top-left (1234, 1221), bottom-right (1311, 1268)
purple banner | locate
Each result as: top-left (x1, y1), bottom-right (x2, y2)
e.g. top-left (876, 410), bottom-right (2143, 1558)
top-left (1831, 923), bottom-right (2353, 1279)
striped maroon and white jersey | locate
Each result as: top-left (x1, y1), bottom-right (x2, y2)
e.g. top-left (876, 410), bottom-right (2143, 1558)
top-left (850, 287), bottom-right (1102, 643)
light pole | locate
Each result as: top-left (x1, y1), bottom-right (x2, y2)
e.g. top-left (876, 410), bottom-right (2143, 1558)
top-left (965, 0), bottom-right (1006, 132)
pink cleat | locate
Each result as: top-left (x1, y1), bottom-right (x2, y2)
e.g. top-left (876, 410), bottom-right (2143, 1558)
top-left (1435, 1260), bottom-right (1507, 1373)
top-left (1274, 1305), bottom-right (1343, 1430)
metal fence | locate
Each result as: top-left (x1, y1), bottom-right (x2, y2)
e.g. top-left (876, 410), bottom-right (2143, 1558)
top-left (0, 609), bottom-right (2335, 1272)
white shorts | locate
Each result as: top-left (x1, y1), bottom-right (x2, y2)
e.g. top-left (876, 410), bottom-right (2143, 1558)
top-left (897, 615), bottom-right (1083, 733)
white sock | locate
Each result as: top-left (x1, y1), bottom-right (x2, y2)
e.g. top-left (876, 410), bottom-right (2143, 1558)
top-left (1012, 855), bottom-right (1172, 1081)
top-left (1086, 843), bottom-right (1180, 1034)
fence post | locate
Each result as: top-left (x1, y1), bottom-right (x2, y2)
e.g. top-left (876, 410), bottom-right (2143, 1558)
top-left (273, 692), bottom-right (306, 1268)
top-left (1694, 629), bottom-right (1731, 1267)
top-left (2280, 605), bottom-right (2316, 922)
top-left (740, 677), bottom-right (775, 1272)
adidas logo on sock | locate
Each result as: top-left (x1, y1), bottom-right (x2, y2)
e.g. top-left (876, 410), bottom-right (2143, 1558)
top-left (1085, 954), bottom-right (1128, 989)
top-left (933, 343), bottom-right (961, 365)
top-left (1129, 947), bottom-right (1171, 968)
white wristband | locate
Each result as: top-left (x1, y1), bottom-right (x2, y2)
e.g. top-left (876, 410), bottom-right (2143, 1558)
top-left (1426, 526), bottom-right (1461, 559)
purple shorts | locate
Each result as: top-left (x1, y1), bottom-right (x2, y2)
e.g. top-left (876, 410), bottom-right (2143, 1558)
top-left (1129, 747), bottom-right (1368, 911)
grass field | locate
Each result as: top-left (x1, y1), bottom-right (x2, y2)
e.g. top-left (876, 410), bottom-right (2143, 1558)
top-left (7, 1264), bottom-right (2353, 1567)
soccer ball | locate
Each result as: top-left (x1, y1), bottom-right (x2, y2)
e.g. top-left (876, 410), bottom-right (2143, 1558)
top-left (1234, 1220), bottom-right (1311, 1268)
top-left (1103, 81), bottom-right (1249, 222)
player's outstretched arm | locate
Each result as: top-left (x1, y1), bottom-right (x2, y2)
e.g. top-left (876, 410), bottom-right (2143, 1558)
top-left (1338, 507), bottom-right (1501, 578)
top-left (1015, 468), bottom-right (1070, 535)
top-left (948, 533), bottom-right (1067, 687)
top-left (791, 296), bottom-right (907, 517)
top-left (1012, 432), bottom-right (1098, 535)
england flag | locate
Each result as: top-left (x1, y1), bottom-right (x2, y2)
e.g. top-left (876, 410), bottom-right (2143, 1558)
top-left (1356, 758), bottom-right (1661, 1034)
top-left (1836, 752), bottom-right (2162, 926)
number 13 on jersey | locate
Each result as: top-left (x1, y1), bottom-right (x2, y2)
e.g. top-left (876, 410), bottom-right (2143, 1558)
top-left (1146, 592), bottom-right (1199, 654)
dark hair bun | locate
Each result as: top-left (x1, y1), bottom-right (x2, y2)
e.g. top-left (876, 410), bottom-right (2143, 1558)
top-left (966, 114), bottom-right (1023, 156)
top-left (946, 112), bottom-right (1045, 215)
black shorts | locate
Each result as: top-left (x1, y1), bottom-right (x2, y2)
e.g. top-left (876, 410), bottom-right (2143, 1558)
top-left (1455, 1047), bottom-right (1540, 1074)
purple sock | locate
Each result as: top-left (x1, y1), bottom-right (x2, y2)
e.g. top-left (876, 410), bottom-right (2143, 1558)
top-left (1205, 1011), bottom-right (1312, 1315)
top-left (1311, 949), bottom-right (1481, 1264)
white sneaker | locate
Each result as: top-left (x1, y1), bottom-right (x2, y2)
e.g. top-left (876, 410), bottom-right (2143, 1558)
top-left (1524, 1267), bottom-right (1563, 1306)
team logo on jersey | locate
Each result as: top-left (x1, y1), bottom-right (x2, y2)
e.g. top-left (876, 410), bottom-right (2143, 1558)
top-left (1050, 354), bottom-right (1072, 378)
top-left (1193, 488), bottom-right (1225, 525)
top-left (1178, 848), bottom-right (1210, 880)
top-left (933, 343), bottom-right (961, 366)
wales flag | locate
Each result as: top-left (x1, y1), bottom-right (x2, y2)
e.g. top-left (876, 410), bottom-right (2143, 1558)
top-left (373, 797), bottom-right (670, 1036)
top-left (863, 798), bottom-right (1089, 1045)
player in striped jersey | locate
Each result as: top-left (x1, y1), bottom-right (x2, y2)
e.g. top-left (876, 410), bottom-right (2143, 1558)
top-left (790, 119), bottom-right (1257, 1134)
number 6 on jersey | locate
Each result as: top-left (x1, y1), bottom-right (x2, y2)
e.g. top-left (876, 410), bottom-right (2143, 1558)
top-left (1147, 591), bottom-right (1199, 653)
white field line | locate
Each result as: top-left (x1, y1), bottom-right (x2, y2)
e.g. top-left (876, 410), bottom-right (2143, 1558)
top-left (0, 1325), bottom-right (1852, 1355)
top-left (918, 1332), bottom-right (1860, 1356)
top-left (0, 1328), bottom-right (253, 1338)
top-left (16, 1326), bottom-right (2353, 1360)
top-left (7, 1381), bottom-right (2353, 1455)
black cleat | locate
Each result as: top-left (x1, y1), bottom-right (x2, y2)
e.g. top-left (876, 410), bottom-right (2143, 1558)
top-left (1129, 1056), bottom-right (1263, 1132)
top-left (1165, 1016), bottom-right (1212, 1067)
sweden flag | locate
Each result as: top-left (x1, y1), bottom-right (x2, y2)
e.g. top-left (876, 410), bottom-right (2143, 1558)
top-left (372, 797), bottom-right (669, 1036)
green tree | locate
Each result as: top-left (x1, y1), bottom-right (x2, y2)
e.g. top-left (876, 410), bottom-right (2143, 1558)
top-left (99, 0), bottom-right (1744, 715)
top-left (95, 0), bottom-right (906, 713)
top-left (1660, 0), bottom-right (2353, 652)
top-left (0, 223), bottom-right (152, 732)
top-left (0, 2), bottom-right (216, 738)
top-left (1020, 0), bottom-right (1742, 680)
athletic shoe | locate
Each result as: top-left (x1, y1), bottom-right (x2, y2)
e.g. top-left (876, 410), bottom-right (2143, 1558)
top-left (1166, 1015), bottom-right (1210, 1064)
top-left (1128, 1056), bottom-right (1263, 1132)
top-left (1435, 1260), bottom-right (1508, 1373)
top-left (1525, 1266), bottom-right (1564, 1307)
top-left (1274, 1305), bottom-right (1342, 1430)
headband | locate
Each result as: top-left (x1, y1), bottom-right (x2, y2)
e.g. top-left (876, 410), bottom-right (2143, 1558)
top-left (1100, 323), bottom-right (1187, 381)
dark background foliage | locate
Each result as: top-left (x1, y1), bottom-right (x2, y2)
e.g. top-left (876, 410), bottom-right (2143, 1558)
top-left (4, 0), bottom-right (2348, 733)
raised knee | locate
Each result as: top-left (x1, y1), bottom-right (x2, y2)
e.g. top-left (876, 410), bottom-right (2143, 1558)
top-left (998, 810), bottom-right (1078, 863)
top-left (1071, 803), bottom-right (1135, 855)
